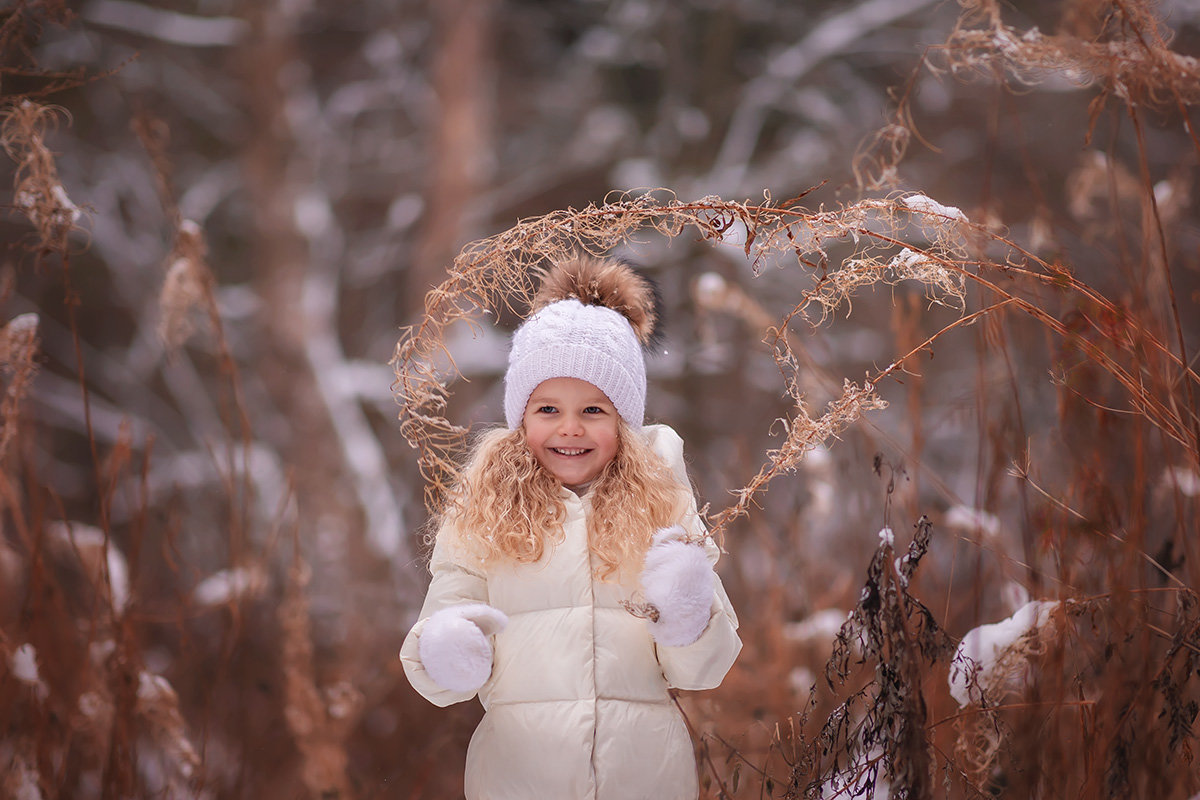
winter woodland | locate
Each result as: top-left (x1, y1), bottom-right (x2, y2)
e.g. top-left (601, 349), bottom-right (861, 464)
top-left (1, 0), bottom-right (1199, 797)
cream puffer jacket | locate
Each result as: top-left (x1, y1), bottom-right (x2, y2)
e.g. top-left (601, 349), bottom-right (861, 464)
top-left (400, 424), bottom-right (741, 800)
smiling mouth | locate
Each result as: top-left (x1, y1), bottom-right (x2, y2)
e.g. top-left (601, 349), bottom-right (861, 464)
top-left (550, 447), bottom-right (591, 457)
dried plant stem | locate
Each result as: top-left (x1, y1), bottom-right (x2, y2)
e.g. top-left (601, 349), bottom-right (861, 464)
top-left (395, 191), bottom-right (1199, 537)
top-left (279, 553), bottom-right (359, 800)
top-left (1126, 102), bottom-right (1200, 452)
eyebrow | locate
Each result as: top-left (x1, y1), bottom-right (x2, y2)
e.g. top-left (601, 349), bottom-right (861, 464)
top-left (529, 393), bottom-right (612, 406)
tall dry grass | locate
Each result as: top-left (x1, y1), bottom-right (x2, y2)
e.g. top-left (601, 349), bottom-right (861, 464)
top-left (2, 0), bottom-right (1198, 798)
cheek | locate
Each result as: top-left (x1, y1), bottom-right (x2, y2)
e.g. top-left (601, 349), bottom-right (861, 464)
top-left (596, 426), bottom-right (620, 462)
top-left (524, 432), bottom-right (554, 470)
top-left (520, 416), bottom-right (548, 447)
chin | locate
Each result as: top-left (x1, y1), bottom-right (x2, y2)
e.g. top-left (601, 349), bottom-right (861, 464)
top-left (554, 471), bottom-right (597, 487)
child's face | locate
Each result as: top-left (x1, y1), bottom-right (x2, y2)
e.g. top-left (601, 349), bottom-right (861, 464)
top-left (522, 377), bottom-right (620, 489)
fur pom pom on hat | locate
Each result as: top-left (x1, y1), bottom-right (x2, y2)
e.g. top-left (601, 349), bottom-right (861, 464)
top-left (504, 256), bottom-right (660, 429)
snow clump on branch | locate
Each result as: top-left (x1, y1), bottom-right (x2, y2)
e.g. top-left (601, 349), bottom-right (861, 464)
top-left (949, 599), bottom-right (1060, 706)
top-left (901, 193), bottom-right (968, 222)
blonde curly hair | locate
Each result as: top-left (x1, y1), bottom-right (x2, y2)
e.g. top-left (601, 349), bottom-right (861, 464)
top-left (432, 421), bottom-right (689, 579)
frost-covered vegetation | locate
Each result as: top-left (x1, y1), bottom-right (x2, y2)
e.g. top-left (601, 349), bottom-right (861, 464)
top-left (2, 0), bottom-right (1198, 798)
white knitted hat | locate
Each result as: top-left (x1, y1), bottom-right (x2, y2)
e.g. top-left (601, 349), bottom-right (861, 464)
top-left (503, 257), bottom-right (658, 430)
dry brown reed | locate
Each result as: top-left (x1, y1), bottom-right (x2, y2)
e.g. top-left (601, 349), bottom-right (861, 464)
top-left (391, 191), bottom-right (969, 528)
top-left (279, 555), bottom-right (361, 800)
top-left (134, 670), bottom-right (203, 793)
top-left (0, 311), bottom-right (38, 462)
top-left (0, 100), bottom-right (83, 257)
top-left (392, 186), bottom-right (1197, 539)
top-left (158, 220), bottom-right (216, 354)
top-left (2, 0), bottom-right (1199, 797)
top-left (790, 516), bottom-right (953, 799)
top-left (940, 0), bottom-right (1200, 110)
top-left (1, 93), bottom-right (324, 800)
top-left (0, 1), bottom-right (85, 104)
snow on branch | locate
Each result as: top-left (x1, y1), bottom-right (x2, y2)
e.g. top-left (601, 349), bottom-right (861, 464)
top-left (900, 193), bottom-right (968, 222)
top-left (83, 1), bottom-right (248, 48)
top-left (938, 0), bottom-right (1200, 106)
top-left (712, 0), bottom-right (940, 181)
top-left (304, 268), bottom-right (408, 564)
top-left (948, 600), bottom-right (1061, 707)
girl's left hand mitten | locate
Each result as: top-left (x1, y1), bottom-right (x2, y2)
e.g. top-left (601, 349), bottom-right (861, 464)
top-left (640, 525), bottom-right (715, 647)
top-left (418, 603), bottom-right (509, 693)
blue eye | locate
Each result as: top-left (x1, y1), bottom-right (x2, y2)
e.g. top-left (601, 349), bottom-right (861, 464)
top-left (583, 406), bottom-right (605, 415)
top-left (537, 405), bottom-right (556, 414)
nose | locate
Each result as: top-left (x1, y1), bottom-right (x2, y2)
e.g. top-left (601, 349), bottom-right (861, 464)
top-left (558, 412), bottom-right (584, 436)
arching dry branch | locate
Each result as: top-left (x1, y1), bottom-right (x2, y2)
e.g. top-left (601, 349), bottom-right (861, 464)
top-left (938, 0), bottom-right (1200, 110)
top-left (392, 189), bottom-right (1199, 537)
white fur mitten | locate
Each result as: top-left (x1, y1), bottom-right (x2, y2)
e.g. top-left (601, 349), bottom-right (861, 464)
top-left (418, 603), bottom-right (509, 692)
top-left (640, 525), bottom-right (715, 647)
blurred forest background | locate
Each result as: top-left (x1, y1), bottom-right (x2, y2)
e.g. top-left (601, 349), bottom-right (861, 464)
top-left (1, 0), bottom-right (1199, 797)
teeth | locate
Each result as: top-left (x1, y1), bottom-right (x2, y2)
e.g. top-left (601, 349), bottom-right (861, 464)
top-left (553, 448), bottom-right (587, 456)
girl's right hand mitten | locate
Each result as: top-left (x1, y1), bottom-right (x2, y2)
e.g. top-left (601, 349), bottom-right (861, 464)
top-left (639, 525), bottom-right (715, 647)
top-left (418, 603), bottom-right (509, 692)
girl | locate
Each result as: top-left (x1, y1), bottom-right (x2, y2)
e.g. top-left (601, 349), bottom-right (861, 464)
top-left (400, 256), bottom-right (741, 800)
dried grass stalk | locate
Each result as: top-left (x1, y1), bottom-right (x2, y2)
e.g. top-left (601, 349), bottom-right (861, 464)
top-left (392, 191), bottom-right (983, 530)
top-left (0, 313), bottom-right (39, 464)
top-left (938, 0), bottom-right (1200, 107)
top-left (279, 557), bottom-right (361, 800)
top-left (158, 220), bottom-right (216, 352)
top-left (1, 100), bottom-right (84, 255)
top-left (136, 671), bottom-right (202, 789)
top-left (795, 516), bottom-right (953, 799)
top-left (1, 748), bottom-right (43, 800)
top-left (395, 188), bottom-right (1198, 541)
